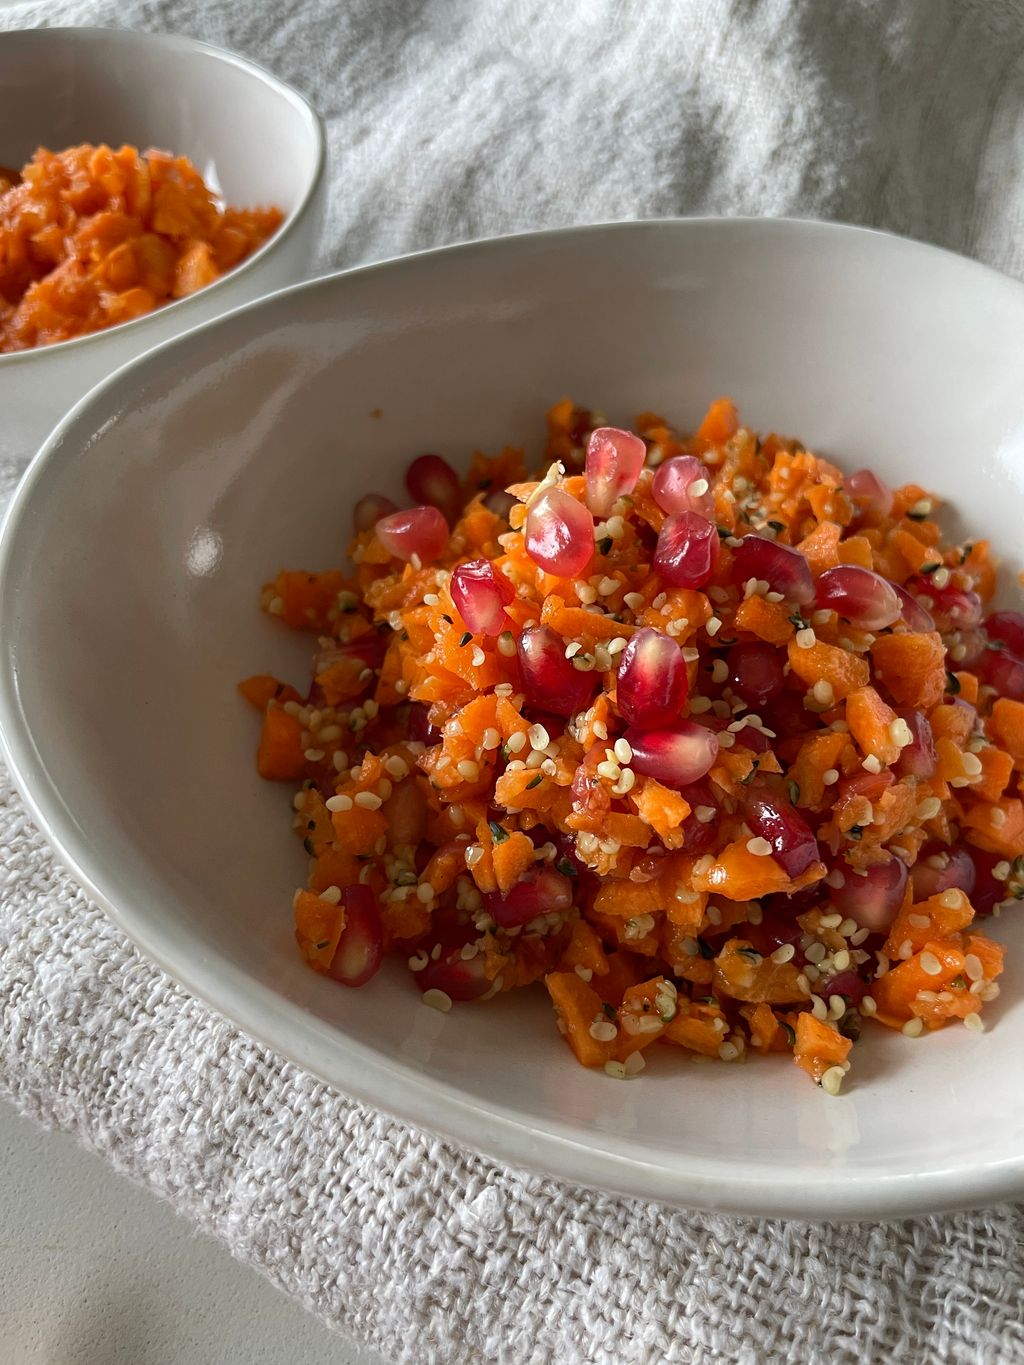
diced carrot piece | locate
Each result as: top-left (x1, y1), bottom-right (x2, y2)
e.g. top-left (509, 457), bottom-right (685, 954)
top-left (793, 1013), bottom-right (852, 1083)
top-left (935, 736), bottom-right (972, 785)
top-left (294, 889), bottom-right (345, 972)
top-left (869, 632), bottom-right (946, 710)
top-left (614, 977), bottom-right (672, 1058)
top-left (742, 1002), bottom-right (782, 1052)
top-left (954, 671), bottom-right (979, 705)
top-left (806, 483), bottom-right (848, 526)
top-left (873, 939), bottom-right (967, 1024)
top-left (491, 830), bottom-right (536, 894)
top-left (797, 521), bottom-right (842, 575)
top-left (237, 674), bottom-right (302, 709)
top-left (662, 1001), bottom-right (729, 1057)
top-left (845, 686), bottom-right (900, 765)
top-left (331, 805), bottom-right (388, 857)
top-left (962, 798), bottom-right (1024, 856)
top-left (974, 747), bottom-right (1014, 803)
top-left (787, 639), bottom-right (869, 700)
top-left (788, 732), bottom-right (850, 810)
top-left (593, 878), bottom-right (664, 919)
top-left (695, 396), bottom-right (738, 444)
top-left (549, 606), bottom-right (636, 642)
top-left (692, 840), bottom-right (826, 901)
top-left (712, 938), bottom-right (808, 1004)
top-left (962, 933), bottom-right (1005, 980)
top-left (309, 848), bottom-right (362, 894)
top-left (733, 594), bottom-right (796, 645)
top-left (835, 535), bottom-right (874, 569)
top-left (545, 972), bottom-right (614, 1067)
top-left (603, 813), bottom-right (653, 848)
top-left (595, 952), bottom-right (647, 1005)
top-left (883, 888), bottom-right (974, 959)
top-left (559, 919), bottom-right (610, 977)
top-left (892, 527), bottom-right (938, 575)
top-left (257, 706), bottom-right (306, 780)
top-left (929, 700), bottom-right (975, 747)
top-left (988, 697), bottom-right (1024, 765)
top-left (272, 570), bottom-right (346, 631)
top-left (630, 778), bottom-right (691, 849)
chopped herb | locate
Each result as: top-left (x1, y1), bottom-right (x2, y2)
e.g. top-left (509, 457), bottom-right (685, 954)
top-left (739, 508), bottom-right (753, 525)
top-left (303, 836), bottom-right (315, 855)
top-left (788, 612), bottom-right (809, 630)
top-left (920, 561), bottom-right (941, 575)
top-left (488, 821), bottom-right (509, 844)
top-left (839, 1010), bottom-right (861, 1042)
top-left (597, 536), bottom-right (613, 555)
top-left (694, 995), bottom-right (717, 1006)
top-left (459, 631), bottom-right (473, 647)
top-left (960, 543), bottom-right (974, 563)
top-left (950, 974), bottom-right (967, 990)
top-left (985, 639), bottom-right (1005, 651)
top-left (779, 1020), bottom-right (796, 1046)
top-left (847, 825), bottom-right (864, 841)
top-left (906, 505), bottom-right (929, 521)
top-left (739, 759), bottom-right (760, 785)
top-left (306, 820), bottom-right (316, 830)
top-left (441, 613), bottom-right (453, 625)
top-left (716, 526), bottom-right (732, 541)
top-left (787, 780), bottom-right (801, 805)
top-left (314, 940), bottom-right (331, 951)
top-left (556, 857), bottom-right (577, 877)
top-left (696, 936), bottom-right (716, 960)
top-left (526, 774), bottom-right (543, 789)
top-left (736, 947), bottom-right (762, 962)
top-left (946, 670), bottom-right (961, 694)
top-left (400, 629), bottom-right (409, 642)
top-left (767, 520), bottom-right (786, 534)
top-left (602, 1002), bottom-right (617, 1020)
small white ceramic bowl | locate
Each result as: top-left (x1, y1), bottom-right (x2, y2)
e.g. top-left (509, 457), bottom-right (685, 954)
top-left (0, 26), bottom-right (325, 462)
top-left (3, 220), bottom-right (1024, 1220)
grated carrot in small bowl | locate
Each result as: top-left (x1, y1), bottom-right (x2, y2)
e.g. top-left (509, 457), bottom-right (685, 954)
top-left (241, 399), bottom-right (1019, 1095)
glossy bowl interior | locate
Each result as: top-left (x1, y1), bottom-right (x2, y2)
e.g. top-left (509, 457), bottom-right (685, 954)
top-left (2, 220), bottom-right (1024, 1219)
top-left (0, 26), bottom-right (325, 461)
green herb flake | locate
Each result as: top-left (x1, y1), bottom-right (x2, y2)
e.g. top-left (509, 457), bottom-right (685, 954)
top-left (696, 936), bottom-right (716, 960)
top-left (597, 536), bottom-right (613, 555)
top-left (459, 632), bottom-right (473, 647)
top-left (602, 1002), bottom-right (617, 1021)
top-left (779, 1021), bottom-right (796, 1046)
top-left (314, 940), bottom-right (331, 951)
top-left (788, 613), bottom-right (809, 630)
top-left (906, 507), bottom-right (929, 521)
top-left (950, 974), bottom-right (967, 990)
top-left (488, 821), bottom-right (509, 844)
top-left (717, 526), bottom-right (732, 541)
top-left (526, 774), bottom-right (544, 789)
top-left (739, 759), bottom-right (760, 786)
top-left (302, 836), bottom-right (316, 855)
top-left (847, 825), bottom-right (864, 841)
top-left (921, 561), bottom-right (942, 575)
top-left (767, 520), bottom-right (786, 534)
top-left (556, 857), bottom-right (577, 877)
top-left (736, 947), bottom-right (762, 962)
top-left (946, 670), bottom-right (961, 694)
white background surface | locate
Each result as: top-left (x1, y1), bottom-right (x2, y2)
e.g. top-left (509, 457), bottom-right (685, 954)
top-left (1, 1098), bottom-right (387, 1364)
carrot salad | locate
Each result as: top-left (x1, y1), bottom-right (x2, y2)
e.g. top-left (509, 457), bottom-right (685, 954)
top-left (0, 144), bottom-right (282, 352)
top-left (241, 398), bottom-right (1020, 1094)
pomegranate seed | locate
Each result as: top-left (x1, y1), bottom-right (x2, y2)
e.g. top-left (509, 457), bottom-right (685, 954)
top-left (730, 535), bottom-right (814, 605)
top-left (979, 645), bottom-right (1024, 701)
top-left (517, 623), bottom-right (597, 717)
top-left (376, 506), bottom-right (449, 563)
top-left (816, 967), bottom-right (870, 1006)
top-left (651, 455), bottom-right (715, 518)
top-left (893, 708), bottom-right (936, 778)
top-left (328, 887), bottom-right (384, 986)
top-left (838, 768), bottom-right (894, 805)
top-left (815, 565), bottom-right (900, 630)
top-left (727, 641), bottom-right (786, 709)
top-left (907, 577), bottom-right (982, 632)
top-left (968, 847), bottom-right (1014, 917)
top-left (986, 610), bottom-right (1024, 655)
top-left (762, 689), bottom-right (811, 743)
top-left (675, 779), bottom-right (719, 853)
top-left (406, 453), bottom-right (463, 524)
top-left (407, 702), bottom-right (441, 746)
top-left (623, 721), bottom-right (719, 790)
top-left (412, 925), bottom-right (491, 1001)
top-left (485, 866), bottom-right (574, 929)
top-left (585, 427), bottom-right (646, 517)
top-left (736, 726), bottom-right (772, 754)
top-left (744, 792), bottom-right (820, 879)
top-left (829, 854), bottom-right (907, 934)
top-left (892, 582), bottom-right (935, 633)
top-left (450, 558), bottom-right (514, 636)
top-left (844, 468), bottom-right (893, 519)
top-left (616, 628), bottom-right (688, 727)
top-left (353, 492), bottom-right (398, 534)
top-left (525, 486), bottom-right (595, 578)
top-left (313, 631), bottom-right (388, 673)
top-left (653, 512), bottom-right (719, 589)
top-left (910, 844), bottom-right (977, 902)
top-left (485, 488), bottom-right (516, 521)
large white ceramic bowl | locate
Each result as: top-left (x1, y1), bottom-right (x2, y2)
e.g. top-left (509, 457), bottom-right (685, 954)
top-left (0, 26), bottom-right (325, 462)
top-left (3, 220), bottom-right (1024, 1220)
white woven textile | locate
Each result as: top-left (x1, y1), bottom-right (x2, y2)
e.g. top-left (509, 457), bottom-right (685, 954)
top-left (2, 2), bottom-right (1024, 1360)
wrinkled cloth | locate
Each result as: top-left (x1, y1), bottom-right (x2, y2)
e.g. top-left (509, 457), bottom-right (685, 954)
top-left (3, 2), bottom-right (1024, 1361)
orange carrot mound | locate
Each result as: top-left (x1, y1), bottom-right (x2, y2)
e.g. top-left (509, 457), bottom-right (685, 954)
top-left (244, 395), bottom-right (1023, 1098)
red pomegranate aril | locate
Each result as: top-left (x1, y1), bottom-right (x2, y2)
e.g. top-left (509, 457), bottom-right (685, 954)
top-left (328, 887), bottom-right (384, 986)
top-left (730, 535), bottom-right (814, 605)
top-left (653, 512), bottom-right (719, 589)
top-left (517, 623), bottom-right (598, 717)
top-left (979, 645), bottom-right (1024, 701)
top-left (968, 847), bottom-right (1014, 917)
top-left (651, 455), bottom-right (715, 518)
top-left (838, 768), bottom-right (894, 805)
top-left (816, 968), bottom-right (870, 1006)
top-left (624, 721), bottom-right (719, 790)
top-left (744, 793), bottom-right (820, 879)
top-left (376, 505), bottom-right (449, 563)
top-left (484, 866), bottom-right (574, 929)
top-left (763, 689), bottom-right (811, 743)
top-left (727, 640), bottom-right (786, 709)
top-left (412, 926), bottom-right (491, 1001)
top-left (894, 708), bottom-right (936, 779)
top-left (407, 701), bottom-right (441, 746)
top-left (829, 855), bottom-right (907, 934)
top-left (675, 779), bottom-right (719, 853)
top-left (908, 577), bottom-right (982, 632)
top-left (406, 454), bottom-right (463, 524)
top-left (525, 486), bottom-right (595, 578)
top-left (737, 725), bottom-right (772, 754)
top-left (313, 630), bottom-right (389, 674)
top-left (910, 845), bottom-right (977, 901)
top-left (844, 468), bottom-right (894, 520)
top-left (450, 558), bottom-right (514, 636)
top-left (892, 582), bottom-right (936, 633)
top-left (985, 609), bottom-right (1024, 655)
top-left (485, 488), bottom-right (517, 521)
top-left (353, 492), bottom-right (398, 534)
top-left (616, 628), bottom-right (688, 727)
top-left (815, 565), bottom-right (901, 630)
top-left (585, 427), bottom-right (647, 517)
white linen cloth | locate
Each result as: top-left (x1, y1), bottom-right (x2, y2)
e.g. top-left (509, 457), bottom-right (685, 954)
top-left (2, 2), bottom-right (1024, 1360)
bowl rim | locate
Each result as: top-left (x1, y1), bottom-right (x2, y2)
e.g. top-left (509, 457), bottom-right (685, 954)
top-left (0, 25), bottom-right (326, 368)
top-left (3, 216), bottom-right (1024, 1221)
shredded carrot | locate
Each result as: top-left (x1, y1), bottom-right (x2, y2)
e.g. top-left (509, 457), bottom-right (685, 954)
top-left (246, 396), bottom-right (1019, 1095)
